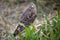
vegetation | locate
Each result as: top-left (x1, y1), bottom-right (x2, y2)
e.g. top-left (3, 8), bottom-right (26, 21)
top-left (0, 0), bottom-right (60, 40)
top-left (6, 10), bottom-right (60, 40)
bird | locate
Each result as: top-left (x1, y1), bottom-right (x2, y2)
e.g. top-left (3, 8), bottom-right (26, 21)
top-left (13, 2), bottom-right (37, 36)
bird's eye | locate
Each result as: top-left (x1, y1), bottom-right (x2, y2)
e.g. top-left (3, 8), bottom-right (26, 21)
top-left (32, 5), bottom-right (34, 8)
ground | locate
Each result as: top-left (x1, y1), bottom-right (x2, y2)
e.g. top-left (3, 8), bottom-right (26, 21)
top-left (0, 0), bottom-right (57, 40)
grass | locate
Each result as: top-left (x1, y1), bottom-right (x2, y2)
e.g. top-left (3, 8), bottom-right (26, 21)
top-left (3, 0), bottom-right (60, 40)
top-left (6, 13), bottom-right (60, 40)
top-left (6, 4), bottom-right (60, 40)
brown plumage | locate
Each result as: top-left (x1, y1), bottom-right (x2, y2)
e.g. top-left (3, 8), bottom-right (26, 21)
top-left (13, 3), bottom-right (37, 36)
